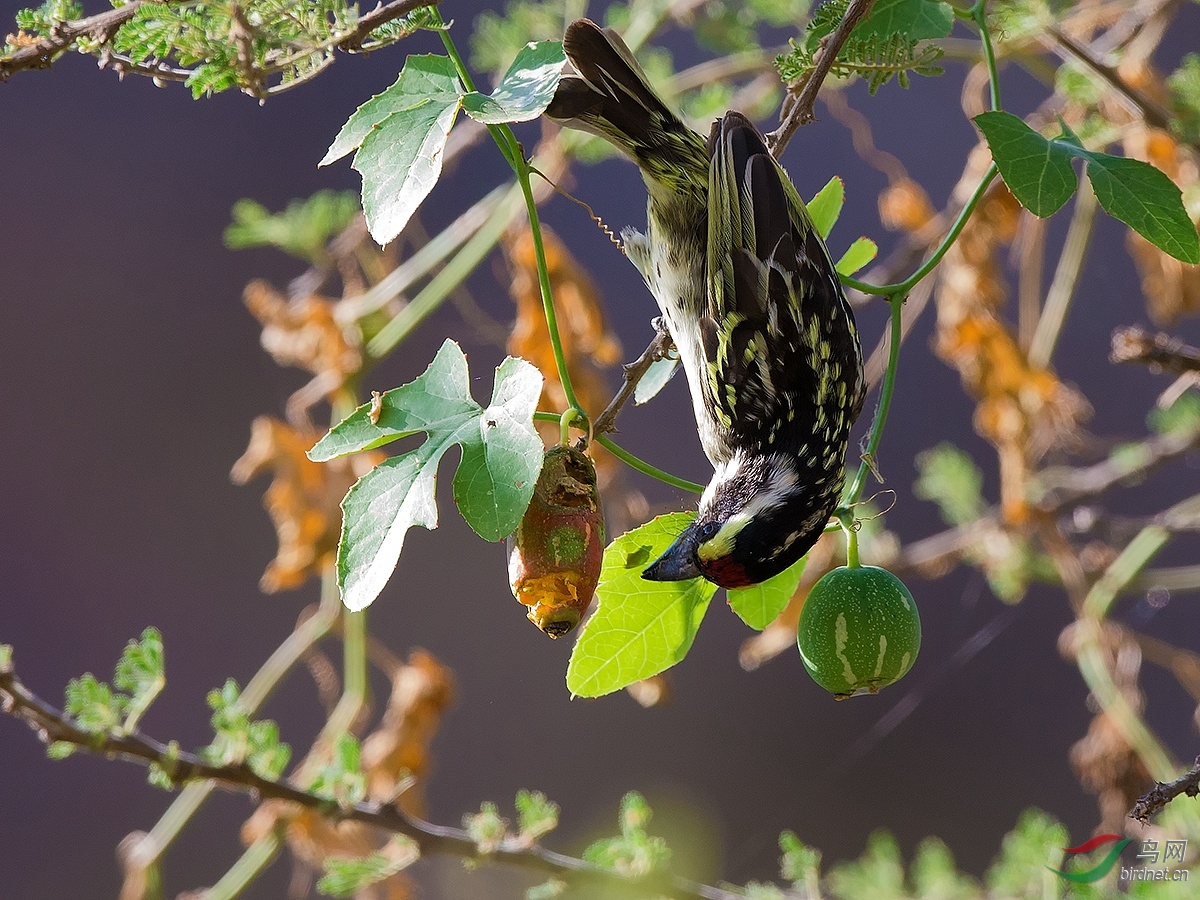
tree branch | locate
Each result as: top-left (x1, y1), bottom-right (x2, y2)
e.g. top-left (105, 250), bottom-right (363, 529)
top-left (1111, 326), bottom-right (1200, 375)
top-left (0, 661), bottom-right (739, 900)
top-left (1131, 756), bottom-right (1200, 823)
top-left (766, 0), bottom-right (876, 157)
top-left (590, 324), bottom-right (675, 439)
top-left (336, 0), bottom-right (440, 52)
top-left (1, 0), bottom-right (151, 80)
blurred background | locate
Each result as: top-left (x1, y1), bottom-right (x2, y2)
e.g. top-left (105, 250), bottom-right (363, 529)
top-left (2, 0), bottom-right (1199, 897)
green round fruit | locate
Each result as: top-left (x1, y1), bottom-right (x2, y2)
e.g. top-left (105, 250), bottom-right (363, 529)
top-left (797, 565), bottom-right (921, 699)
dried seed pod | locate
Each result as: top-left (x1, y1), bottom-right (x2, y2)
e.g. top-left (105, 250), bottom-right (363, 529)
top-left (508, 444), bottom-right (605, 638)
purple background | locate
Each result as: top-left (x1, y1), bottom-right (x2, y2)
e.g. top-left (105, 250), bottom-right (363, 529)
top-left (2, 3), bottom-right (1198, 897)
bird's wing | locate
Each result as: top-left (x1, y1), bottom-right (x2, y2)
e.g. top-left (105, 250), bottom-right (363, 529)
top-left (702, 113), bottom-right (861, 454)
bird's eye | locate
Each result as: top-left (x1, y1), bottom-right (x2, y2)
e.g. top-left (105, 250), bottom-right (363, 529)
top-left (698, 521), bottom-right (720, 541)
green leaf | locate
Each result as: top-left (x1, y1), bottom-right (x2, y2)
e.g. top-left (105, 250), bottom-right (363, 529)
top-left (321, 55), bottom-right (461, 166)
top-left (0, 644), bottom-right (11, 671)
top-left (1080, 153), bottom-right (1200, 263)
top-left (566, 514), bottom-right (719, 697)
top-left (974, 111), bottom-right (1077, 217)
top-left (354, 97), bottom-right (462, 246)
top-left (984, 810), bottom-right (1069, 897)
top-left (633, 355), bottom-right (679, 405)
top-left (976, 112), bottom-right (1199, 262)
top-left (727, 555), bottom-right (806, 630)
top-left (462, 41), bottom-right (565, 124)
top-left (780, 830), bottom-right (822, 888)
top-left (807, 176), bottom-right (845, 240)
top-left (855, 0), bottom-right (954, 42)
top-left (310, 733), bottom-right (366, 804)
top-left (836, 236), bottom-right (878, 276)
top-left (311, 340), bottom-right (543, 612)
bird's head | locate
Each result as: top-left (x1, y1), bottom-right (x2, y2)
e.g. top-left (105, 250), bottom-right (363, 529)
top-left (642, 452), bottom-right (838, 588)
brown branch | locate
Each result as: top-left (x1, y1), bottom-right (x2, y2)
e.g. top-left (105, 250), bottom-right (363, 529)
top-left (1130, 755), bottom-right (1200, 823)
top-left (1, 0), bottom-right (152, 80)
top-left (1111, 326), bottom-right (1200, 375)
top-left (766, 0), bottom-right (876, 157)
top-left (1047, 25), bottom-right (1176, 135)
top-left (335, 0), bottom-right (440, 53)
top-left (0, 661), bottom-right (737, 900)
top-left (590, 324), bottom-right (675, 439)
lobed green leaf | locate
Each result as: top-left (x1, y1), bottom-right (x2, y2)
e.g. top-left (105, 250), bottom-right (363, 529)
top-left (315, 341), bottom-right (542, 612)
top-left (836, 236), bottom-right (878, 277)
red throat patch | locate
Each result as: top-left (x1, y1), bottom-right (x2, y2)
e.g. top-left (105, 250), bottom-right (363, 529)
top-left (701, 555), bottom-right (753, 588)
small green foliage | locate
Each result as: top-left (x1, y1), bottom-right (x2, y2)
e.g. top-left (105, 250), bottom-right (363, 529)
top-left (984, 809), bottom-right (1068, 896)
top-left (975, 112), bottom-right (1200, 262)
top-left (46, 741), bottom-right (76, 760)
top-left (224, 191), bottom-right (360, 264)
top-left (914, 443), bottom-right (985, 526)
top-left (740, 883), bottom-right (785, 899)
top-left (633, 355), bottom-right (680, 405)
top-left (909, 838), bottom-right (978, 899)
top-left (515, 789), bottom-right (559, 842)
top-left (464, 801), bottom-right (509, 854)
top-left (6, 0), bottom-right (81, 53)
top-left (0, 644), bottom-right (11, 671)
top-left (728, 555), bottom-right (806, 630)
top-left (1148, 391), bottom-right (1200, 438)
top-left (317, 837), bottom-right (419, 897)
top-left (566, 513), bottom-right (720, 697)
top-left (310, 340), bottom-right (544, 612)
top-left (309, 733), bottom-right (366, 805)
top-left (778, 0), bottom-right (948, 94)
top-left (470, 1), bottom-right (569, 74)
top-left (1168, 54), bottom-right (1200, 144)
top-left (779, 830), bottom-right (822, 891)
top-left (114, 627), bottom-right (165, 732)
top-left (64, 673), bottom-right (123, 733)
top-left (203, 679), bottom-right (291, 780)
top-left (828, 830), bottom-right (906, 898)
top-left (525, 879), bottom-right (567, 900)
top-left (583, 792), bottom-right (671, 877)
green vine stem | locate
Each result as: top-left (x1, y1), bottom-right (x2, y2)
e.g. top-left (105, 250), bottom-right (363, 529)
top-left (972, 0), bottom-right (1002, 112)
top-left (204, 830), bottom-right (283, 900)
top-left (431, 10), bottom-right (583, 419)
top-left (841, 163), bottom-right (1000, 297)
top-left (845, 293), bottom-right (904, 505)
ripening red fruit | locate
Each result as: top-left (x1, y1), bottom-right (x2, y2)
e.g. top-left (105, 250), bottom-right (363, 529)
top-left (508, 444), bottom-right (605, 638)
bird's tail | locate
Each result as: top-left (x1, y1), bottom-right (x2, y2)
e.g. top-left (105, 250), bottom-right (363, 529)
top-left (546, 19), bottom-right (707, 189)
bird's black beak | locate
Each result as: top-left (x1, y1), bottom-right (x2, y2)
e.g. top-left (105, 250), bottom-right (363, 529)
top-left (642, 523), bottom-right (703, 581)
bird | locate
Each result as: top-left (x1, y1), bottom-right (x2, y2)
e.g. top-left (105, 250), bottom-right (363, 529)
top-left (546, 19), bottom-right (866, 589)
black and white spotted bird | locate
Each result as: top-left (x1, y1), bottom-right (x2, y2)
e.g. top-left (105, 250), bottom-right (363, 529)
top-left (547, 20), bottom-right (866, 588)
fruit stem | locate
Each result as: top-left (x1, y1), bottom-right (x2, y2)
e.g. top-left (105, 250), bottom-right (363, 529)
top-left (844, 519), bottom-right (861, 568)
top-left (559, 408), bottom-right (579, 446)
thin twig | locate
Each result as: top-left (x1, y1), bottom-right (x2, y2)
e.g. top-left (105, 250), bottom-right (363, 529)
top-left (0, 661), bottom-right (737, 900)
top-left (1047, 24), bottom-right (1176, 135)
top-left (590, 325), bottom-right (675, 438)
top-left (1131, 755), bottom-right (1200, 824)
top-left (1111, 327), bottom-right (1200, 375)
top-left (336, 0), bottom-right (440, 52)
top-left (766, 0), bottom-right (876, 157)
